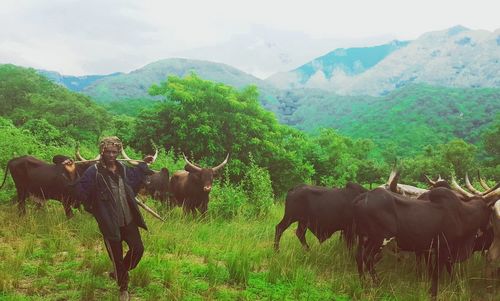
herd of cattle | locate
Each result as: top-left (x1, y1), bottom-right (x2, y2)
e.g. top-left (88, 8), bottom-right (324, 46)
top-left (0, 149), bottom-right (228, 217)
top-left (0, 150), bottom-right (499, 298)
top-left (276, 170), bottom-right (500, 298)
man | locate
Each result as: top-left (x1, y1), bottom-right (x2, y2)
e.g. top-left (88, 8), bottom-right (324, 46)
top-left (76, 136), bottom-right (154, 301)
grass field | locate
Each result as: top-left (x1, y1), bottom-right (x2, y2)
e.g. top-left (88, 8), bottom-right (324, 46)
top-left (0, 199), bottom-right (498, 301)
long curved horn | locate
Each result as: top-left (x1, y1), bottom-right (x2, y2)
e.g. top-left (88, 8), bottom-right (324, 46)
top-left (183, 153), bottom-right (202, 172)
top-left (386, 168), bottom-right (397, 185)
top-left (450, 176), bottom-right (474, 198)
top-left (477, 170), bottom-right (491, 190)
top-left (424, 175), bottom-right (436, 186)
top-left (482, 186), bottom-right (500, 204)
top-left (212, 153), bottom-right (229, 173)
top-left (121, 148), bottom-right (141, 166)
top-left (151, 147), bottom-right (158, 164)
top-left (75, 148), bottom-right (86, 161)
top-left (481, 182), bottom-right (500, 196)
top-left (464, 172), bottom-right (483, 194)
top-left (74, 148), bottom-right (100, 164)
top-left (386, 169), bottom-right (399, 193)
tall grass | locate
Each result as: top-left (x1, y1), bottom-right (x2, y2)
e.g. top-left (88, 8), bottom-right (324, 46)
top-left (0, 198), bottom-right (498, 300)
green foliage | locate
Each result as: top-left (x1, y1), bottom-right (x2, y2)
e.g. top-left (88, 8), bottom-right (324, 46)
top-left (482, 113), bottom-right (500, 165)
top-left (240, 159), bottom-right (274, 218)
top-left (281, 84), bottom-right (500, 159)
top-left (101, 98), bottom-right (158, 117)
top-left (132, 74), bottom-right (313, 194)
top-left (0, 64), bottom-right (110, 143)
top-left (399, 139), bottom-right (479, 185)
top-left (21, 119), bottom-right (67, 146)
top-left (210, 181), bottom-right (247, 220)
top-left (210, 160), bottom-right (274, 220)
top-left (307, 129), bottom-right (378, 187)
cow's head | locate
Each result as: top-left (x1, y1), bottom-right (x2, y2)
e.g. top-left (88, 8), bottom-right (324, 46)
top-left (183, 153), bottom-right (229, 192)
top-left (52, 155), bottom-right (78, 182)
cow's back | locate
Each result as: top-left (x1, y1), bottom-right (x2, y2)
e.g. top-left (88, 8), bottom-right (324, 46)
top-left (284, 185), bottom-right (355, 239)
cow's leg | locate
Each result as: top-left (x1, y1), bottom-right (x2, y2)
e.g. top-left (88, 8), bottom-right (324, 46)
top-left (159, 191), bottom-right (166, 203)
top-left (356, 236), bottom-right (367, 279)
top-left (365, 238), bottom-right (383, 284)
top-left (274, 217), bottom-right (293, 251)
top-left (181, 199), bottom-right (191, 215)
top-left (62, 198), bottom-right (74, 218)
top-left (486, 237), bottom-right (499, 276)
top-left (17, 190), bottom-right (27, 216)
top-left (199, 201), bottom-right (208, 215)
top-left (415, 251), bottom-right (427, 277)
top-left (343, 225), bottom-right (356, 250)
top-left (429, 251), bottom-right (442, 300)
top-left (185, 199), bottom-right (196, 215)
top-left (429, 237), bottom-right (446, 300)
top-left (296, 221), bottom-right (310, 250)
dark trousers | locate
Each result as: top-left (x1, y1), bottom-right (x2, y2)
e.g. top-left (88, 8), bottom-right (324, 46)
top-left (103, 222), bottom-right (144, 291)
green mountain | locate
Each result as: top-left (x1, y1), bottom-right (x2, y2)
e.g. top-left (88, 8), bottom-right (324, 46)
top-left (0, 64), bottom-right (110, 142)
top-left (277, 84), bottom-right (500, 156)
top-left (37, 70), bottom-right (121, 92)
top-left (81, 58), bottom-right (280, 109)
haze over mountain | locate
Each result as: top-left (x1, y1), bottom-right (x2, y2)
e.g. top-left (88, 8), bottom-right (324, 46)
top-left (269, 26), bottom-right (500, 95)
top-left (79, 58), bottom-right (280, 109)
top-left (266, 40), bottom-right (410, 89)
top-left (174, 25), bottom-right (394, 79)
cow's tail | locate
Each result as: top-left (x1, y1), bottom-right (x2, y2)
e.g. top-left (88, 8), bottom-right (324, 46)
top-left (0, 163), bottom-right (11, 190)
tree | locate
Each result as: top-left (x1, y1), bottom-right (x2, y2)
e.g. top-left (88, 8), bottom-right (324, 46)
top-left (132, 74), bottom-right (314, 194)
top-left (483, 114), bottom-right (500, 164)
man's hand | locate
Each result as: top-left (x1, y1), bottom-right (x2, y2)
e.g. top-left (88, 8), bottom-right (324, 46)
top-left (143, 155), bottom-right (154, 164)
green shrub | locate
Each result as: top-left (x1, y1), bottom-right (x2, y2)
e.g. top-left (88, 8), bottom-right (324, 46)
top-left (241, 160), bottom-right (274, 218)
top-left (209, 180), bottom-right (247, 220)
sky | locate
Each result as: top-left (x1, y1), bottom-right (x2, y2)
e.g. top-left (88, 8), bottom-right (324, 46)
top-left (1, 0), bottom-right (499, 78)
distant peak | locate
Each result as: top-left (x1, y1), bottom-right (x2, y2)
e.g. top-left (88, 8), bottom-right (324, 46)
top-left (447, 25), bottom-right (469, 36)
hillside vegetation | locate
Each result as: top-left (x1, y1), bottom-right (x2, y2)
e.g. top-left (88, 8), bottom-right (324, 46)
top-left (278, 84), bottom-right (500, 158)
top-left (82, 58), bottom-right (280, 110)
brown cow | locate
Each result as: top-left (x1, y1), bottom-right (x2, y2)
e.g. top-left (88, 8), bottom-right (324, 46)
top-left (0, 155), bottom-right (83, 217)
top-left (169, 154), bottom-right (228, 214)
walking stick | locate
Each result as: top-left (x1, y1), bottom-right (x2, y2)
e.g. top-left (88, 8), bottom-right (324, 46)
top-left (134, 197), bottom-right (165, 222)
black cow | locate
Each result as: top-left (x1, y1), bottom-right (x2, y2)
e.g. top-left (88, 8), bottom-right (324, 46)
top-left (169, 154), bottom-right (229, 214)
top-left (353, 186), bottom-right (497, 298)
top-left (0, 155), bottom-right (87, 217)
top-left (144, 167), bottom-right (170, 202)
top-left (274, 182), bottom-right (368, 251)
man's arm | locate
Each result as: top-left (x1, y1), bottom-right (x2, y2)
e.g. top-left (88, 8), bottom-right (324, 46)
top-left (75, 166), bottom-right (97, 213)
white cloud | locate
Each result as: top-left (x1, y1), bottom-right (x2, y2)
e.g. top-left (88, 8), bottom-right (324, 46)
top-left (1, 0), bottom-right (498, 76)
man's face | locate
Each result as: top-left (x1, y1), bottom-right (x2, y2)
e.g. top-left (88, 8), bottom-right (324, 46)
top-left (102, 145), bottom-right (120, 165)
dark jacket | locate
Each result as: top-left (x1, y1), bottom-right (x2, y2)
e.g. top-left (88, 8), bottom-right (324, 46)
top-left (76, 161), bottom-right (152, 241)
